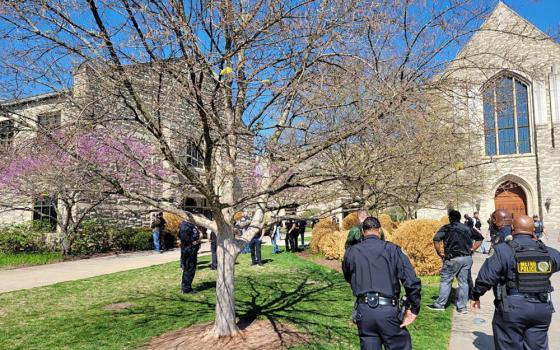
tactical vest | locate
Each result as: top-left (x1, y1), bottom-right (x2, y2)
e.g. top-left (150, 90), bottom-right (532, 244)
top-left (507, 240), bottom-right (552, 294)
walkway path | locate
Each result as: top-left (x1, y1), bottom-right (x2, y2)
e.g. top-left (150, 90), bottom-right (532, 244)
top-left (0, 242), bottom-right (212, 294)
top-left (448, 237), bottom-right (560, 349)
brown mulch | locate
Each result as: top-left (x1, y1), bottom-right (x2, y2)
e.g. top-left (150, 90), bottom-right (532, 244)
top-left (141, 319), bottom-right (307, 350)
top-left (298, 250), bottom-right (342, 273)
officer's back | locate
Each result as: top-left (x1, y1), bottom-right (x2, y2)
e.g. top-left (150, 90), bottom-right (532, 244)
top-left (342, 217), bottom-right (421, 350)
top-left (471, 215), bottom-right (560, 350)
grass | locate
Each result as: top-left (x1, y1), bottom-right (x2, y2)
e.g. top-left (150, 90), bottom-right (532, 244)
top-left (0, 247), bottom-right (452, 350)
top-left (0, 252), bottom-right (63, 269)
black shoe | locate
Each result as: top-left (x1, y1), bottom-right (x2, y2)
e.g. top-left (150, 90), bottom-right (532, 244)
top-left (210, 267), bottom-right (217, 270)
top-left (182, 289), bottom-right (197, 294)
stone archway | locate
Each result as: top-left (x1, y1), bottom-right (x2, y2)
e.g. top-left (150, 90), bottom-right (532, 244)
top-left (494, 181), bottom-right (527, 217)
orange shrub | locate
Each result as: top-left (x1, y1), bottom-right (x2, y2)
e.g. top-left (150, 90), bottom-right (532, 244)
top-left (317, 229), bottom-right (347, 260)
top-left (310, 218), bottom-right (338, 254)
top-left (392, 219), bottom-right (442, 275)
top-left (379, 213), bottom-right (395, 241)
top-left (163, 212), bottom-right (183, 234)
top-left (439, 215), bottom-right (449, 225)
top-left (341, 212), bottom-right (360, 230)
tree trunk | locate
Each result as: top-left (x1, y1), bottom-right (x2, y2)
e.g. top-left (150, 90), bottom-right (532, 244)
top-left (212, 227), bottom-right (241, 337)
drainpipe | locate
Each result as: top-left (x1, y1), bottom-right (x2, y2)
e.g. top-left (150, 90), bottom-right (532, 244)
top-left (531, 82), bottom-right (544, 218)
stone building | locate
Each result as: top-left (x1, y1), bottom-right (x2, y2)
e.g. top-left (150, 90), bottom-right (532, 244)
top-left (0, 62), bottom-right (255, 229)
top-left (419, 2), bottom-right (560, 233)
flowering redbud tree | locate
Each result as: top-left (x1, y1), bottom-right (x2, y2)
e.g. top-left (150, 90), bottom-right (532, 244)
top-left (0, 131), bottom-right (164, 255)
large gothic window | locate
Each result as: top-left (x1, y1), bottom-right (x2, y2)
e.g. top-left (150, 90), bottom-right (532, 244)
top-left (483, 76), bottom-right (531, 156)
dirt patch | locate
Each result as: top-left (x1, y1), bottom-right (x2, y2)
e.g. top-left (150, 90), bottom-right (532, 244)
top-left (103, 302), bottom-right (136, 310)
top-left (298, 250), bottom-right (342, 272)
top-left (141, 319), bottom-right (307, 350)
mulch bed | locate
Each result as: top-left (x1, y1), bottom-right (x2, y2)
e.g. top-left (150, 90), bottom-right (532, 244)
top-left (141, 319), bottom-right (307, 350)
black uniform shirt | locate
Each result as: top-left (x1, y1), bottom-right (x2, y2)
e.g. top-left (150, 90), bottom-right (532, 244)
top-left (179, 221), bottom-right (200, 246)
top-left (342, 236), bottom-right (422, 315)
top-left (433, 222), bottom-right (484, 258)
top-left (472, 235), bottom-right (560, 301)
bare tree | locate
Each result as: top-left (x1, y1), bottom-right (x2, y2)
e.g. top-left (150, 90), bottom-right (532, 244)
top-left (1, 0), bottom-right (551, 338)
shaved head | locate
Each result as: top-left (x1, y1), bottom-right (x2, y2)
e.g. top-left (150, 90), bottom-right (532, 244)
top-left (513, 215), bottom-right (535, 235)
top-left (491, 209), bottom-right (513, 229)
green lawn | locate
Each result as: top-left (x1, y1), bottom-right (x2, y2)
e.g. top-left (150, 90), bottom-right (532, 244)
top-left (0, 247), bottom-right (452, 350)
top-left (0, 252), bottom-right (63, 269)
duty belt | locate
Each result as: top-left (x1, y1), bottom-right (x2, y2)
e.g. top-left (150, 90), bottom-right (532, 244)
top-left (357, 292), bottom-right (398, 307)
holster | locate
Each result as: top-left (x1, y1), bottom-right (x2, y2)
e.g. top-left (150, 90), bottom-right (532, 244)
top-left (351, 298), bottom-right (359, 324)
top-left (397, 296), bottom-right (408, 322)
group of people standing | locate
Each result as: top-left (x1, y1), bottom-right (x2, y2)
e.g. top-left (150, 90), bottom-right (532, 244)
top-left (341, 208), bottom-right (559, 350)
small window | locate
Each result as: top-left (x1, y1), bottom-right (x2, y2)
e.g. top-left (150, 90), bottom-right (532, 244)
top-left (181, 144), bottom-right (204, 168)
top-left (37, 112), bottom-right (61, 131)
top-left (33, 196), bottom-right (58, 229)
top-left (0, 120), bottom-right (15, 147)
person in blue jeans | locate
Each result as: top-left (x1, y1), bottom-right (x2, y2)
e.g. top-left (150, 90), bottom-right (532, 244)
top-left (270, 222), bottom-right (281, 254)
top-left (151, 212), bottom-right (166, 253)
top-left (428, 210), bottom-right (484, 313)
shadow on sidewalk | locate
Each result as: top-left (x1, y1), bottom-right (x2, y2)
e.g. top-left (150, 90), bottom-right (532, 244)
top-left (473, 331), bottom-right (494, 350)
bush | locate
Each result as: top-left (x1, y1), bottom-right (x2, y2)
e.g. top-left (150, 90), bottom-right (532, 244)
top-left (130, 228), bottom-right (153, 251)
top-left (379, 214), bottom-right (396, 241)
top-left (70, 221), bottom-right (176, 256)
top-left (310, 218), bottom-right (346, 260)
top-left (310, 218), bottom-right (338, 254)
top-left (439, 216), bottom-right (449, 225)
top-left (163, 212), bottom-right (183, 234)
top-left (341, 213), bottom-right (360, 230)
top-left (0, 221), bottom-right (51, 254)
top-left (392, 219), bottom-right (442, 275)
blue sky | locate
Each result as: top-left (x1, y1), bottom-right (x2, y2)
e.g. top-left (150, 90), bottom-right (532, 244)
top-left (505, 0), bottom-right (560, 38)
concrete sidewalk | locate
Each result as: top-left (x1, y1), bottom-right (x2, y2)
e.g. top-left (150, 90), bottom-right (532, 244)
top-left (0, 242), bottom-right (212, 294)
top-left (448, 238), bottom-right (560, 349)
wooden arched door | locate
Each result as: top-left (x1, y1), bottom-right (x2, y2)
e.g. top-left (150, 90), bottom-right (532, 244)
top-left (494, 181), bottom-right (527, 217)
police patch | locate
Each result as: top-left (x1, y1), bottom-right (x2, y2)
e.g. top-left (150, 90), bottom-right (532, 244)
top-left (538, 261), bottom-right (552, 273)
top-left (517, 260), bottom-right (552, 274)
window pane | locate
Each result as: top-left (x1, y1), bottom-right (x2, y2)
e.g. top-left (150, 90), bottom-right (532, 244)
top-left (499, 128), bottom-right (516, 154)
top-left (0, 120), bottom-right (15, 146)
top-left (485, 132), bottom-right (497, 156)
top-left (518, 127), bottom-right (531, 153)
top-left (496, 77), bottom-right (514, 129)
top-left (516, 81), bottom-right (530, 127)
top-left (483, 89), bottom-right (494, 129)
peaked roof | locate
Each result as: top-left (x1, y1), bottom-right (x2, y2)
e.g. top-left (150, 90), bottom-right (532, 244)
top-left (446, 1), bottom-right (559, 74)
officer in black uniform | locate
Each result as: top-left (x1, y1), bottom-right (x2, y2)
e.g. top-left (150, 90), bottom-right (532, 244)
top-left (470, 215), bottom-right (560, 350)
top-left (179, 219), bottom-right (201, 294)
top-left (342, 217), bottom-right (422, 350)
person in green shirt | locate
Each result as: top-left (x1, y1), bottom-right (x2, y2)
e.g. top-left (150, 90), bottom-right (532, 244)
top-left (345, 209), bottom-right (387, 248)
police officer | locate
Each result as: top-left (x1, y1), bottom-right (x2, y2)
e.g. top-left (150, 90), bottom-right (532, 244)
top-left (179, 219), bottom-right (201, 294)
top-left (342, 217), bottom-right (421, 350)
top-left (428, 210), bottom-right (484, 313)
top-left (490, 208), bottom-right (513, 244)
top-left (470, 215), bottom-right (560, 350)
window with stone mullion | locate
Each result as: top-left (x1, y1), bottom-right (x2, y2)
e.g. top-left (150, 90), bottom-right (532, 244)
top-left (482, 75), bottom-right (531, 156)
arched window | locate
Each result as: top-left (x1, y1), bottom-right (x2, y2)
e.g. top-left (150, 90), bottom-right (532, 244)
top-left (483, 75), bottom-right (531, 156)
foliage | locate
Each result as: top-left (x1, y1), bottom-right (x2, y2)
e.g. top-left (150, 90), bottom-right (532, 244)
top-left (439, 216), bottom-right (450, 225)
top-left (383, 207), bottom-right (407, 222)
top-left (341, 213), bottom-right (359, 230)
top-left (0, 221), bottom-right (52, 254)
top-left (309, 218), bottom-right (338, 254)
top-left (0, 248), bottom-right (451, 350)
top-left (310, 218), bottom-right (346, 260)
top-left (70, 221), bottom-right (174, 256)
top-left (392, 219), bottom-right (442, 275)
top-left (163, 212), bottom-right (183, 234)
top-left (301, 208), bottom-right (321, 219)
top-left (129, 229), bottom-right (154, 251)
top-left (379, 213), bottom-right (396, 241)
top-left (0, 252), bottom-right (62, 269)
